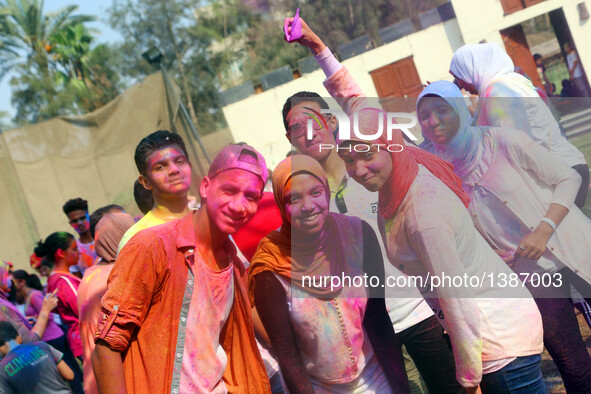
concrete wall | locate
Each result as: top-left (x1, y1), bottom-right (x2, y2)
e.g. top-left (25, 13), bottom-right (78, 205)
top-left (222, 19), bottom-right (465, 168)
top-left (450, 0), bottom-right (591, 78)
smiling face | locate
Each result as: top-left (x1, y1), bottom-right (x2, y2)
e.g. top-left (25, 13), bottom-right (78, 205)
top-left (201, 169), bottom-right (263, 235)
top-left (338, 143), bottom-right (393, 192)
top-left (140, 145), bottom-right (192, 200)
top-left (286, 101), bottom-right (337, 162)
top-left (418, 96), bottom-right (461, 145)
top-left (284, 173), bottom-right (328, 235)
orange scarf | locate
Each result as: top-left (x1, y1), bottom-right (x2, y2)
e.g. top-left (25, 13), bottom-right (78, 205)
top-left (248, 155), bottom-right (363, 302)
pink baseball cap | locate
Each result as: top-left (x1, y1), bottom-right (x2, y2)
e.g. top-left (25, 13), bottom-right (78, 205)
top-left (208, 144), bottom-right (268, 185)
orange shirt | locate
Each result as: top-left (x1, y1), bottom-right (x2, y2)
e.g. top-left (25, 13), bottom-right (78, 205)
top-left (96, 212), bottom-right (270, 394)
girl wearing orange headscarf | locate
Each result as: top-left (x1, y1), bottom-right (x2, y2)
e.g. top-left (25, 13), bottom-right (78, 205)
top-left (248, 155), bottom-right (409, 393)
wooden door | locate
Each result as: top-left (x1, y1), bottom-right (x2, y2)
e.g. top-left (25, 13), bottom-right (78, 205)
top-left (523, 0), bottom-right (543, 6)
top-left (370, 57), bottom-right (423, 113)
top-left (500, 0), bottom-right (544, 14)
top-left (500, 0), bottom-right (524, 15)
top-left (501, 24), bottom-right (543, 89)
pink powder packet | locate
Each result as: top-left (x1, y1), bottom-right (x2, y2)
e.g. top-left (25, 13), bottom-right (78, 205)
top-left (497, 249), bottom-right (516, 265)
top-left (284, 8), bottom-right (302, 42)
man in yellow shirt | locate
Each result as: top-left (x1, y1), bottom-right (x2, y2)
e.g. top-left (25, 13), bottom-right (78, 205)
top-left (118, 130), bottom-right (193, 253)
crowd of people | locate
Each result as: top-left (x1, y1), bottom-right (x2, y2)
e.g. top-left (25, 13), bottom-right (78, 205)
top-left (1, 15), bottom-right (591, 394)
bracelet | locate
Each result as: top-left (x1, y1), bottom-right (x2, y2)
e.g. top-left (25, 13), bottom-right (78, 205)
top-left (540, 217), bottom-right (557, 232)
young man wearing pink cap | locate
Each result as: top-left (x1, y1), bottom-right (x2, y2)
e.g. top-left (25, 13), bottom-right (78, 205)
top-left (92, 144), bottom-right (271, 394)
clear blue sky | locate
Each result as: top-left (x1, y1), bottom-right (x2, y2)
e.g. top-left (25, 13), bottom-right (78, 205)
top-left (0, 0), bottom-right (122, 119)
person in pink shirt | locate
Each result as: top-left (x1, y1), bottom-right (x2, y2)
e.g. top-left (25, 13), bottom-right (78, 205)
top-left (10, 270), bottom-right (63, 343)
top-left (78, 211), bottom-right (135, 394)
top-left (35, 232), bottom-right (83, 361)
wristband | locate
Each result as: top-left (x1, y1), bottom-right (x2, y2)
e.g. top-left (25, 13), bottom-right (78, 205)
top-left (540, 217), bottom-right (557, 232)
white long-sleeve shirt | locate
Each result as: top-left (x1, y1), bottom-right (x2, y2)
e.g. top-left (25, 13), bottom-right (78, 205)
top-left (462, 127), bottom-right (591, 283)
top-left (477, 75), bottom-right (586, 167)
top-left (379, 165), bottom-right (543, 387)
top-left (315, 47), bottom-right (434, 332)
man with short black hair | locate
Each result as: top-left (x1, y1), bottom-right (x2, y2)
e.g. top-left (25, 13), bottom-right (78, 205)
top-left (118, 130), bottom-right (193, 252)
top-left (0, 321), bottom-right (73, 393)
top-left (133, 179), bottom-right (155, 215)
top-left (62, 198), bottom-right (96, 276)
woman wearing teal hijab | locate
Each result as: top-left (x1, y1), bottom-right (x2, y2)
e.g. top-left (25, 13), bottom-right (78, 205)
top-left (418, 80), bottom-right (591, 393)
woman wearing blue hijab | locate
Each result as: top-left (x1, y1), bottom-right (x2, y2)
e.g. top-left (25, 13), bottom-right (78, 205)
top-left (418, 80), bottom-right (591, 393)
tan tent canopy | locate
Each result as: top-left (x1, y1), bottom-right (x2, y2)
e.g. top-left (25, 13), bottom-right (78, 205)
top-left (0, 72), bottom-right (233, 270)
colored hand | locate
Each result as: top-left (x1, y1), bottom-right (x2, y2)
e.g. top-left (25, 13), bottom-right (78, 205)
top-left (283, 16), bottom-right (326, 55)
top-left (515, 225), bottom-right (552, 260)
top-left (41, 289), bottom-right (59, 313)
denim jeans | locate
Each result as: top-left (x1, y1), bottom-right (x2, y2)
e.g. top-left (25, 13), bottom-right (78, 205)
top-left (480, 354), bottom-right (547, 393)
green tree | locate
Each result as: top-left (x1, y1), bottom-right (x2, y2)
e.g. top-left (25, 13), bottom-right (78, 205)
top-left (9, 65), bottom-right (77, 122)
top-left (48, 23), bottom-right (121, 112)
top-left (50, 22), bottom-right (92, 82)
top-left (108, 0), bottom-right (201, 125)
top-left (0, 0), bottom-right (120, 124)
top-left (0, 0), bottom-right (94, 76)
top-left (267, 0), bottom-right (446, 55)
top-left (9, 22), bottom-right (121, 124)
top-left (107, 0), bottom-right (255, 133)
top-left (241, 16), bottom-right (307, 83)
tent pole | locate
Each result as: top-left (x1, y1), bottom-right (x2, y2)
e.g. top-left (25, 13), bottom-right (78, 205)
top-left (160, 66), bottom-right (212, 164)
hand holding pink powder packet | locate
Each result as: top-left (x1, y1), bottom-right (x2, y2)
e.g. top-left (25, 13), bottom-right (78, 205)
top-left (494, 248), bottom-right (516, 264)
top-left (284, 8), bottom-right (302, 42)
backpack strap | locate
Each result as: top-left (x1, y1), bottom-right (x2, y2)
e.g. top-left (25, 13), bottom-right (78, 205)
top-left (57, 276), bottom-right (78, 297)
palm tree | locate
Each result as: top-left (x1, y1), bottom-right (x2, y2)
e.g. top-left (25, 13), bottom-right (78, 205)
top-left (0, 0), bottom-right (94, 77)
top-left (49, 23), bottom-right (92, 83)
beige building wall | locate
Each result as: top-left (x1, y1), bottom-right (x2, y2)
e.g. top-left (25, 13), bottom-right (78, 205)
top-left (222, 19), bottom-right (465, 168)
top-left (451, 0), bottom-right (591, 77)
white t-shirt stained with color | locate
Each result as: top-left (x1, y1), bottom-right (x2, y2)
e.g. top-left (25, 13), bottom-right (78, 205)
top-left (179, 253), bottom-right (234, 393)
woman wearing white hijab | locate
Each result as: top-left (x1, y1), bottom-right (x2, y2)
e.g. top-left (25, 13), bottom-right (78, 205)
top-left (449, 42), bottom-right (589, 208)
top-left (418, 80), bottom-right (591, 393)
